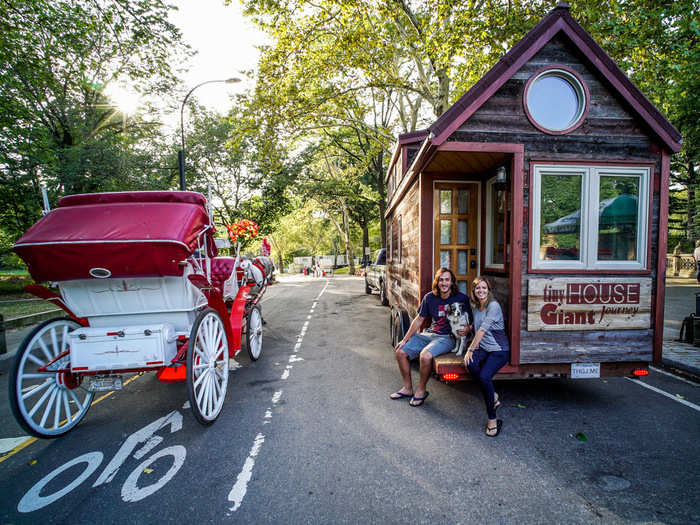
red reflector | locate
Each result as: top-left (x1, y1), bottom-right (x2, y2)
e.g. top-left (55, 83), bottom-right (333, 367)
top-left (73, 367), bottom-right (88, 371)
top-left (156, 366), bottom-right (186, 382)
top-left (633, 369), bottom-right (649, 376)
top-left (442, 373), bottom-right (460, 381)
top-left (146, 361), bottom-right (163, 366)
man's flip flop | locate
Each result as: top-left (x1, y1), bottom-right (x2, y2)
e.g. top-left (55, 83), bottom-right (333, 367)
top-left (409, 392), bottom-right (429, 407)
top-left (486, 419), bottom-right (503, 437)
top-left (390, 391), bottom-right (413, 400)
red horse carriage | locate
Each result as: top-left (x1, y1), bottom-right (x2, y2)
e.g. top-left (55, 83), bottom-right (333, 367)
top-left (10, 191), bottom-right (273, 438)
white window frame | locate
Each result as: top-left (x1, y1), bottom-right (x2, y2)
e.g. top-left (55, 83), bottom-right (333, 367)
top-left (531, 164), bottom-right (649, 271)
top-left (485, 176), bottom-right (505, 270)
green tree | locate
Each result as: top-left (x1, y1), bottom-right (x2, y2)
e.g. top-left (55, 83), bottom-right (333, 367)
top-left (0, 0), bottom-right (188, 245)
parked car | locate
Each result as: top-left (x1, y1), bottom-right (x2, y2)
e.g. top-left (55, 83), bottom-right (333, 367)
top-left (364, 248), bottom-right (388, 306)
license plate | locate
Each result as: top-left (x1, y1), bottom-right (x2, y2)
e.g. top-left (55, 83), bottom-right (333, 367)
top-left (571, 363), bottom-right (600, 379)
top-left (88, 376), bottom-right (123, 392)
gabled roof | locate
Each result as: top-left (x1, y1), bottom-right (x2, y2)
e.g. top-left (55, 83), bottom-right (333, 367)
top-left (428, 2), bottom-right (682, 153)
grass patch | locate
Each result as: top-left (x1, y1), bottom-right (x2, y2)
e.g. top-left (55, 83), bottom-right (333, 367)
top-left (0, 298), bottom-right (59, 319)
top-left (0, 274), bottom-right (58, 318)
top-left (332, 266), bottom-right (350, 275)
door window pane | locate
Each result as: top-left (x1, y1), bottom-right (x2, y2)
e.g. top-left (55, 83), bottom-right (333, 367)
top-left (457, 250), bottom-right (467, 274)
top-left (597, 176), bottom-right (639, 261)
top-left (540, 174), bottom-right (582, 261)
top-left (458, 220), bottom-right (468, 244)
top-left (440, 190), bottom-right (452, 214)
top-left (458, 190), bottom-right (469, 214)
top-left (440, 250), bottom-right (450, 268)
top-left (440, 220), bottom-right (451, 244)
top-left (491, 187), bottom-right (505, 265)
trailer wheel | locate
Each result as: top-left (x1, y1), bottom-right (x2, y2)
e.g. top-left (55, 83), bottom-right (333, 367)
top-left (379, 281), bottom-right (389, 306)
top-left (187, 308), bottom-right (229, 425)
top-left (389, 310), bottom-right (395, 341)
top-left (9, 317), bottom-right (94, 438)
top-left (246, 305), bottom-right (263, 361)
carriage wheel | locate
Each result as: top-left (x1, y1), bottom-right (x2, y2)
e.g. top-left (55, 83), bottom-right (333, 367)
top-left (9, 318), bottom-right (94, 438)
top-left (246, 305), bottom-right (263, 361)
top-left (186, 308), bottom-right (229, 425)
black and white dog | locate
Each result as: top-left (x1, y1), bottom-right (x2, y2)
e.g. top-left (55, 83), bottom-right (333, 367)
top-left (447, 302), bottom-right (470, 356)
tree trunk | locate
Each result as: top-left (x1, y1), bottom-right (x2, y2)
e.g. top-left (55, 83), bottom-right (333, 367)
top-left (362, 222), bottom-right (369, 265)
top-left (341, 203), bottom-right (356, 275)
top-left (375, 150), bottom-right (387, 250)
top-left (687, 161), bottom-right (696, 241)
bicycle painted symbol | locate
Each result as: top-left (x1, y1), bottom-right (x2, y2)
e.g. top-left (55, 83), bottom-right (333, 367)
top-left (18, 410), bottom-right (185, 513)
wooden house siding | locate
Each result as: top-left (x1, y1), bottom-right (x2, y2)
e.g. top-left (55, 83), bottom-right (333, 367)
top-left (387, 180), bottom-right (421, 318)
top-left (448, 34), bottom-right (659, 364)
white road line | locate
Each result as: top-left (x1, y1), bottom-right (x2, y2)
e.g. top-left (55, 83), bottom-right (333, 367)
top-left (227, 433), bottom-right (265, 512)
top-left (228, 280), bottom-right (329, 513)
top-left (0, 437), bottom-right (30, 454)
top-left (650, 365), bottom-right (698, 386)
top-left (626, 378), bottom-right (700, 411)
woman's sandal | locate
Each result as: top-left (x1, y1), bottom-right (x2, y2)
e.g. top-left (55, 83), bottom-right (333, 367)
top-left (493, 393), bottom-right (501, 411)
top-left (486, 419), bottom-right (503, 437)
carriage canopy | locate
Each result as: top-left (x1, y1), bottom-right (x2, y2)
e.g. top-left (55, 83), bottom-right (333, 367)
top-left (14, 191), bottom-right (217, 282)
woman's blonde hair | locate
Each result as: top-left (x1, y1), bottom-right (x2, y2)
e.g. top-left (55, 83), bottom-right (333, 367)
top-left (470, 276), bottom-right (495, 309)
top-left (432, 267), bottom-right (458, 296)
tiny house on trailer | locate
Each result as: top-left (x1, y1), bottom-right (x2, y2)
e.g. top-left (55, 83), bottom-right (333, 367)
top-left (384, 3), bottom-right (682, 381)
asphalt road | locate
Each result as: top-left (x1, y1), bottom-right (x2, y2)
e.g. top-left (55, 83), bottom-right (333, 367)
top-left (0, 276), bottom-right (698, 524)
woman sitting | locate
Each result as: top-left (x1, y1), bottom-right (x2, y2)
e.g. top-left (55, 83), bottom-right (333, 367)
top-left (464, 276), bottom-right (510, 437)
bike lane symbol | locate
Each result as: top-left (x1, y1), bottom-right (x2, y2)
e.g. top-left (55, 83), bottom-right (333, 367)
top-left (18, 410), bottom-right (185, 513)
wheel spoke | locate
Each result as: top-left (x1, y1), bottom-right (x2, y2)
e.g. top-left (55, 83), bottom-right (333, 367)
top-left (68, 388), bottom-right (85, 411)
top-left (194, 344), bottom-right (209, 364)
top-left (39, 387), bottom-right (58, 428)
top-left (27, 383), bottom-right (55, 418)
top-left (21, 373), bottom-right (53, 381)
top-left (195, 372), bottom-right (208, 407)
top-left (61, 324), bottom-right (70, 354)
top-left (53, 388), bottom-right (62, 429)
top-left (49, 327), bottom-right (59, 358)
top-left (203, 373), bottom-right (212, 416)
top-left (36, 337), bottom-right (53, 364)
top-left (22, 379), bottom-right (53, 399)
top-left (62, 391), bottom-right (73, 424)
top-left (25, 352), bottom-right (46, 368)
top-left (212, 372), bottom-right (222, 398)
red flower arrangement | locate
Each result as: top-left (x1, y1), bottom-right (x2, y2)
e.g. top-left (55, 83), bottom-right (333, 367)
top-left (226, 219), bottom-right (259, 243)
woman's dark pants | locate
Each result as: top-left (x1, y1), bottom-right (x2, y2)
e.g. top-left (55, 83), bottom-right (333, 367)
top-left (467, 348), bottom-right (509, 419)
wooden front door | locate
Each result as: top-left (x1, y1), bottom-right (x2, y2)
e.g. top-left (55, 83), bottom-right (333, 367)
top-left (434, 183), bottom-right (479, 295)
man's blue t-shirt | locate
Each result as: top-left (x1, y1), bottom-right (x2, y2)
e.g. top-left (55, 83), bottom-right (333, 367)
top-left (417, 291), bottom-right (471, 335)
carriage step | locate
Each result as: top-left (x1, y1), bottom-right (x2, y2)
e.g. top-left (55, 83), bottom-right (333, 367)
top-left (87, 376), bottom-right (123, 392)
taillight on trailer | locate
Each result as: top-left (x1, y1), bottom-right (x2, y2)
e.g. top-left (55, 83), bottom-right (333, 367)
top-left (633, 369), bottom-right (649, 377)
top-left (442, 373), bottom-right (460, 381)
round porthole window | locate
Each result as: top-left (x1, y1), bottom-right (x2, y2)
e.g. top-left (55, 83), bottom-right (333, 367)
top-left (524, 66), bottom-right (588, 134)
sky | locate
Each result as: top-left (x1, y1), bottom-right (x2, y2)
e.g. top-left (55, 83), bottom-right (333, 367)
top-left (167, 0), bottom-right (266, 113)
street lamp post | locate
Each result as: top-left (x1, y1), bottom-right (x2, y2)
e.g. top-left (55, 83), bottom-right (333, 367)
top-left (178, 77), bottom-right (241, 191)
